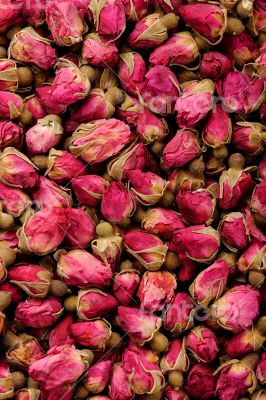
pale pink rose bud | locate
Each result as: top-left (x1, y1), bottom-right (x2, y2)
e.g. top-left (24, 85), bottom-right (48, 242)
top-left (40, 384), bottom-right (74, 400)
top-left (23, 0), bottom-right (46, 26)
top-left (128, 170), bottom-right (168, 206)
top-left (0, 59), bottom-right (18, 92)
top-left (122, 0), bottom-right (150, 22)
top-left (258, 154), bottom-right (266, 179)
top-left (82, 34), bottom-right (119, 67)
top-left (25, 95), bottom-right (46, 121)
top-left (137, 271), bottom-right (177, 311)
top-left (256, 352), bottom-right (266, 384)
top-left (116, 95), bottom-right (142, 127)
top-left (101, 181), bottom-right (135, 223)
top-left (256, 44), bottom-right (266, 80)
top-left (64, 207), bottom-right (95, 248)
top-left (92, 232), bottom-right (123, 272)
top-left (47, 149), bottom-right (87, 184)
top-left (142, 207), bottom-right (184, 241)
top-left (0, 229), bottom-right (19, 249)
top-left (123, 230), bottom-right (168, 271)
top-left (232, 122), bottom-right (266, 156)
top-left (15, 296), bottom-right (63, 328)
top-left (136, 108), bottom-right (168, 144)
top-left (252, 0), bottom-right (266, 34)
top-left (127, 13), bottom-right (179, 49)
top-left (0, 148), bottom-right (39, 189)
top-left (225, 323), bottom-right (266, 358)
top-left (0, 182), bottom-right (31, 217)
top-left (218, 212), bottom-right (250, 251)
top-left (118, 52), bottom-right (146, 95)
top-left (223, 30), bottom-right (259, 68)
top-left (117, 306), bottom-right (161, 344)
top-left (149, 32), bottom-right (199, 67)
top-left (171, 225), bottom-right (220, 263)
top-left (185, 326), bottom-right (219, 363)
top-left (199, 51), bottom-right (233, 80)
top-left (164, 292), bottom-right (194, 335)
top-left (49, 314), bottom-right (74, 347)
top-left (77, 289), bottom-right (118, 320)
top-left (251, 179), bottom-right (266, 218)
top-left (163, 385), bottom-right (189, 400)
top-left (109, 363), bottom-right (134, 400)
top-left (0, 281), bottom-right (23, 304)
top-left (56, 249), bottom-right (112, 288)
top-left (71, 319), bottom-right (112, 350)
top-left (0, 91), bottom-right (23, 120)
top-left (0, 359), bottom-right (14, 398)
top-left (160, 338), bottom-right (189, 373)
top-left (189, 259), bottom-right (228, 305)
top-left (0, 121), bottom-right (23, 151)
top-left (216, 71), bottom-right (265, 113)
top-left (19, 207), bottom-right (68, 256)
top-left (175, 79), bottom-right (215, 127)
top-left (214, 285), bottom-right (260, 332)
top-left (85, 360), bottom-right (112, 393)
top-left (216, 359), bottom-right (257, 400)
top-left (69, 119), bottom-right (133, 164)
top-left (29, 344), bottom-right (86, 390)
top-left (202, 104), bottom-right (232, 148)
top-left (238, 239), bottom-right (266, 273)
top-left (0, 1), bottom-right (23, 33)
top-left (26, 116), bottom-right (63, 155)
top-left (15, 388), bottom-right (41, 400)
top-left (176, 188), bottom-right (215, 225)
top-left (72, 175), bottom-right (107, 207)
top-left (32, 176), bottom-right (72, 209)
top-left (112, 270), bottom-right (140, 306)
top-left (36, 86), bottom-right (66, 115)
top-left (8, 27), bottom-right (57, 70)
top-left (139, 65), bottom-right (180, 115)
top-left (6, 334), bottom-right (45, 368)
top-left (178, 3), bottom-right (226, 44)
top-left (185, 364), bottom-right (216, 400)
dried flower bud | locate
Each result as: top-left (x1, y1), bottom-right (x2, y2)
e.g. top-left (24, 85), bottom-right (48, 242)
top-left (109, 362), bottom-right (134, 400)
top-left (223, 30), bottom-right (259, 68)
top-left (0, 182), bottom-right (31, 217)
top-left (71, 175), bottom-right (107, 207)
top-left (36, 86), bottom-right (66, 115)
top-left (185, 326), bottom-right (219, 363)
top-left (26, 116), bottom-right (63, 155)
top-left (0, 121), bottom-right (23, 151)
top-left (164, 292), bottom-right (194, 335)
top-left (0, 282), bottom-right (22, 304)
top-left (238, 239), bottom-right (266, 274)
top-left (199, 51), bottom-right (233, 80)
top-left (15, 388), bottom-right (41, 400)
top-left (101, 181), bottom-right (135, 223)
top-left (142, 207), bottom-right (184, 241)
top-left (46, 149), bottom-right (87, 183)
top-left (0, 359), bottom-right (14, 398)
top-left (163, 385), bottom-right (189, 400)
top-left (64, 207), bottom-right (95, 248)
top-left (49, 314), bottom-right (74, 347)
top-left (71, 319), bottom-right (112, 350)
top-left (112, 269), bottom-right (140, 306)
top-left (0, 230), bottom-right (19, 249)
top-left (251, 180), bottom-right (266, 219)
top-left (128, 170), bottom-right (168, 206)
top-left (0, 1), bottom-right (23, 33)
top-left (118, 52), bottom-right (146, 96)
top-left (249, 0), bottom-right (266, 35)
top-left (92, 231), bottom-right (123, 272)
top-left (0, 91), bottom-right (23, 120)
top-left (186, 364), bottom-right (216, 400)
top-left (160, 338), bottom-right (189, 373)
top-left (82, 34), bottom-right (119, 67)
top-left (116, 95), bottom-right (142, 127)
top-left (0, 59), bottom-right (19, 92)
top-left (6, 333), bottom-right (45, 368)
top-left (32, 176), bottom-right (72, 209)
top-left (232, 122), bottom-right (266, 156)
top-left (23, 0), bottom-right (46, 26)
top-left (136, 108), bottom-right (168, 144)
top-left (256, 352), bottom-right (266, 384)
top-left (256, 43), bottom-right (266, 80)
top-left (85, 360), bottom-right (112, 393)
top-left (218, 212), bottom-right (250, 251)
top-left (202, 104), bottom-right (232, 148)
top-left (76, 289), bottom-right (118, 320)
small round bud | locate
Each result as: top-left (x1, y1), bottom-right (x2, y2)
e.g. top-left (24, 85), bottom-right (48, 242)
top-left (50, 280), bottom-right (69, 296)
top-left (106, 332), bottom-right (122, 348)
top-left (96, 221), bottom-right (113, 237)
top-left (34, 71), bottom-right (47, 87)
top-left (11, 371), bottom-right (26, 389)
top-left (27, 377), bottom-right (40, 389)
top-left (187, 157), bottom-right (205, 177)
top-left (75, 386), bottom-right (89, 399)
top-left (213, 145), bottom-right (228, 161)
top-left (149, 331), bottom-right (169, 353)
top-left (193, 34), bottom-right (210, 51)
top-left (248, 270), bottom-right (265, 288)
top-left (164, 251), bottom-right (180, 271)
top-left (168, 370), bottom-right (184, 388)
top-left (79, 349), bottom-right (95, 365)
top-left (105, 87), bottom-right (124, 105)
top-left (0, 212), bottom-right (14, 230)
top-left (0, 47), bottom-right (7, 58)
top-left (236, 0), bottom-right (253, 17)
top-left (160, 13), bottom-right (179, 29)
top-left (18, 67), bottom-right (33, 87)
top-left (0, 292), bottom-right (11, 311)
top-left (151, 141), bottom-right (165, 156)
top-left (140, 392), bottom-right (163, 400)
top-left (228, 153), bottom-right (245, 169)
top-left (159, 189), bottom-right (175, 208)
top-left (225, 17), bottom-right (244, 35)
top-left (31, 155), bottom-right (48, 170)
top-left (80, 65), bottom-right (99, 82)
top-left (64, 295), bottom-right (78, 312)
top-left (0, 247), bottom-right (16, 267)
top-left (18, 107), bottom-right (33, 126)
top-left (120, 260), bottom-right (134, 271)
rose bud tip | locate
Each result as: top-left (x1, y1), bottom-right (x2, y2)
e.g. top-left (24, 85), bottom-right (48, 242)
top-left (31, 154), bottom-right (48, 170)
top-left (150, 331), bottom-right (169, 352)
top-left (105, 87), bottom-right (124, 105)
top-left (2, 330), bottom-right (19, 348)
top-left (160, 13), bottom-right (179, 29)
top-left (96, 221), bottom-right (114, 237)
top-left (168, 370), bottom-right (184, 388)
top-left (249, 270), bottom-right (265, 287)
top-left (80, 65), bottom-right (99, 82)
top-left (17, 66), bottom-right (33, 87)
top-left (228, 153), bottom-right (246, 169)
top-left (11, 371), bottom-right (26, 389)
top-left (79, 349), bottom-right (95, 365)
top-left (256, 317), bottom-right (266, 334)
top-left (213, 145), bottom-right (229, 161)
top-left (159, 189), bottom-right (175, 208)
top-left (164, 251), bottom-right (181, 271)
top-left (0, 212), bottom-right (14, 230)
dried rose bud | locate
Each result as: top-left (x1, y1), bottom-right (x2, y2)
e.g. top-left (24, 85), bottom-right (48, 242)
top-left (23, 0), bottom-right (46, 26)
top-left (19, 207), bottom-right (68, 256)
top-left (116, 95), bottom-right (142, 127)
top-left (255, 43), bottom-right (266, 80)
top-left (25, 95), bottom-right (46, 121)
top-left (128, 170), bottom-right (168, 206)
top-left (0, 59), bottom-right (18, 92)
top-left (238, 239), bottom-right (266, 273)
top-left (137, 271), bottom-right (176, 311)
top-left (168, 168), bottom-right (204, 193)
top-left (56, 249), bottom-right (112, 288)
top-left (109, 363), bottom-right (134, 400)
top-left (101, 181), bottom-right (135, 223)
top-left (175, 80), bottom-right (215, 128)
top-left (186, 364), bottom-right (216, 400)
top-left (223, 30), bottom-right (259, 68)
top-left (202, 104), bottom-right (232, 148)
top-left (250, 0), bottom-right (266, 35)
top-left (0, 182), bottom-right (31, 217)
top-left (160, 338), bottom-right (189, 373)
top-left (0, 230), bottom-right (19, 249)
top-left (232, 122), bottom-right (266, 156)
top-left (176, 256), bottom-right (199, 283)
top-left (64, 207), bottom-right (95, 248)
top-left (15, 296), bottom-right (63, 328)
top-left (256, 352), bottom-right (266, 384)
top-left (47, 149), bottom-right (87, 183)
top-left (8, 27), bottom-right (57, 70)
top-left (176, 188), bottom-right (215, 225)
top-left (0, 359), bottom-right (14, 398)
top-left (122, 0), bottom-right (150, 21)
top-left (0, 121), bottom-right (23, 151)
top-left (92, 231), bottom-right (123, 272)
top-left (218, 212), bottom-right (250, 251)
top-left (36, 86), bottom-right (66, 115)
top-left (15, 388), bottom-right (41, 400)
top-left (213, 285), bottom-right (260, 332)
top-left (82, 34), bottom-right (119, 67)
top-left (76, 289), bottom-right (118, 320)
top-left (32, 176), bottom-right (72, 209)
top-left (164, 292), bottom-right (194, 335)
top-left (112, 270), bottom-right (140, 306)
top-left (6, 333), bottom-right (45, 368)
top-left (0, 91), bottom-right (23, 120)
top-left (185, 326), bottom-right (219, 363)
top-left (0, 1), bottom-right (23, 33)
top-left (136, 108), bottom-right (168, 144)
top-left (189, 259), bottom-right (228, 305)
top-left (71, 175), bottom-right (107, 207)
top-left (163, 385), bottom-right (189, 400)
top-left (117, 52), bottom-right (146, 96)
top-left (26, 116), bottom-right (63, 155)
top-left (199, 51), bottom-right (233, 80)
top-left (142, 207), bottom-right (184, 241)
top-left (71, 319), bottom-right (111, 350)
top-left (69, 119), bottom-right (133, 164)
top-left (49, 314), bottom-right (74, 347)
top-left (85, 360), bottom-right (112, 393)
top-left (0, 282), bottom-right (22, 304)
top-left (251, 180), bottom-right (266, 219)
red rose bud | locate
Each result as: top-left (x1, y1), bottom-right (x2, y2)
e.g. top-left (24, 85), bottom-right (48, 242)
top-left (85, 360), bottom-right (112, 394)
top-left (160, 338), bottom-right (189, 373)
top-left (92, 227), bottom-right (123, 272)
top-left (218, 212), bottom-right (250, 251)
top-left (213, 285), bottom-right (260, 332)
top-left (49, 314), bottom-right (74, 347)
top-left (0, 359), bottom-right (14, 398)
top-left (15, 388), bottom-right (41, 400)
top-left (189, 259), bottom-right (228, 305)
top-left (76, 288), bottom-right (118, 320)
top-left (0, 229), bottom-right (19, 249)
top-left (137, 271), bottom-right (177, 311)
top-left (202, 104), bottom-right (232, 148)
top-left (163, 385), bottom-right (189, 400)
top-left (71, 319), bottom-right (112, 350)
top-left (223, 30), bottom-right (259, 68)
top-left (23, 0), bottom-right (46, 26)
top-left (199, 51), bottom-right (233, 80)
top-left (142, 207), bottom-right (184, 241)
top-left (69, 118), bottom-right (133, 164)
top-left (71, 175), bottom-right (107, 207)
top-left (251, 179), bottom-right (266, 218)
top-left (0, 148), bottom-right (39, 189)
top-left (176, 257), bottom-right (199, 283)
top-left (64, 207), bottom-right (95, 248)
top-left (232, 122), bottom-right (266, 156)
top-left (136, 108), bottom-right (168, 144)
top-left (164, 292), bottom-right (194, 335)
top-left (238, 239), bottom-right (266, 273)
top-left (252, 0), bottom-right (266, 35)
top-left (0, 92), bottom-right (23, 120)
top-left (0, 182), bottom-right (31, 217)
top-left (0, 59), bottom-right (19, 92)
top-left (118, 52), bottom-right (146, 96)
top-left (0, 121), bottom-right (23, 151)
top-left (186, 326), bottom-right (219, 363)
top-left (175, 80), bottom-right (215, 127)
top-left (256, 352), bottom-right (266, 384)
top-left (0, 282), bottom-right (22, 304)
top-left (19, 207), bottom-right (68, 256)
top-left (82, 34), bottom-right (119, 67)
top-left (122, 0), bottom-right (150, 22)
top-left (32, 176), bottom-right (72, 209)
top-left (46, 149), bottom-right (87, 183)
top-left (6, 333), bottom-right (45, 368)
top-left (101, 181), bottom-right (135, 224)
top-left (15, 296), bottom-right (63, 328)
top-left (176, 188), bottom-right (215, 225)
top-left (109, 363), bottom-right (134, 400)
top-left (185, 364), bottom-right (216, 400)
top-left (123, 230), bottom-right (168, 270)
top-left (0, 1), bottom-right (23, 33)
top-left (112, 270), bottom-right (140, 306)
top-left (128, 170), bottom-right (168, 206)
top-left (56, 249), bottom-right (112, 288)
top-left (8, 27), bottom-right (57, 70)
top-left (25, 95), bottom-right (46, 122)
top-left (256, 43), bottom-right (266, 80)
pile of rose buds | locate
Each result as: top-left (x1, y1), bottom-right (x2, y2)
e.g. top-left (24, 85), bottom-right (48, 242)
top-left (0, 0), bottom-right (265, 399)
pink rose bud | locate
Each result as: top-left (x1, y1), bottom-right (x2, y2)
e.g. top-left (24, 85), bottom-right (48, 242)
top-left (0, 121), bottom-right (23, 151)
top-left (56, 249), bottom-right (112, 288)
top-left (251, 0), bottom-right (266, 35)
top-left (101, 181), bottom-right (135, 223)
top-left (256, 352), bottom-right (266, 384)
top-left (25, 95), bottom-right (46, 121)
top-left (256, 44), bottom-right (266, 80)
top-left (0, 359), bottom-right (14, 398)
top-left (176, 188), bottom-right (215, 225)
top-left (29, 344), bottom-right (86, 390)
top-left (136, 108), bottom-right (168, 144)
top-left (199, 51), bottom-right (233, 80)
top-left (32, 176), bottom-right (73, 209)
top-left (15, 296), bottom-right (63, 328)
top-left (0, 148), bottom-right (39, 189)
top-left (176, 256), bottom-right (199, 283)
top-left (118, 52), bottom-right (146, 95)
top-left (47, 149), bottom-right (87, 184)
top-left (189, 259), bottom-right (228, 305)
top-left (127, 12), bottom-right (179, 49)
top-left (123, 230), bottom-right (168, 270)
top-left (6, 334), bottom-right (45, 368)
top-left (26, 116), bottom-right (63, 155)
top-left (92, 231), bottom-right (123, 272)
top-left (0, 91), bottom-right (23, 120)
top-left (71, 319), bottom-right (112, 350)
top-left (251, 179), bottom-right (266, 218)
top-left (238, 239), bottom-right (266, 273)
top-left (139, 65), bottom-right (180, 115)
top-left (8, 263), bottom-right (52, 298)
top-left (168, 168), bottom-right (204, 193)
top-left (19, 207), bottom-right (68, 256)
top-left (82, 34), bottom-right (119, 67)
top-left (112, 270), bottom-right (140, 306)
top-left (0, 1), bottom-right (23, 33)
top-left (36, 86), bottom-right (66, 115)
top-left (149, 31), bottom-right (199, 67)
top-left (122, 0), bottom-right (150, 22)
top-left (0, 281), bottom-right (23, 304)
top-left (72, 175), bottom-right (107, 207)
top-left (23, 0), bottom-right (46, 26)
top-left (117, 306), bottom-right (161, 344)
top-left (142, 207), bottom-right (184, 241)
top-left (160, 338), bottom-right (189, 373)
top-left (116, 95), bottom-right (142, 127)
top-left (218, 212), bottom-right (250, 251)
top-left (8, 27), bottom-right (57, 70)
top-left (163, 385), bottom-right (189, 400)
top-left (49, 314), bottom-right (74, 347)
top-left (0, 59), bottom-right (18, 92)
top-left (69, 118), bottom-right (133, 164)
top-left (258, 153), bottom-right (266, 179)
top-left (85, 360), bottom-right (112, 393)
top-left (109, 363), bottom-right (134, 400)
top-left (185, 364), bottom-right (217, 400)
top-left (216, 71), bottom-right (265, 113)
top-left (178, 3), bottom-right (226, 44)
top-left (214, 285), bottom-right (260, 332)
top-left (175, 80), bottom-right (215, 127)
top-left (15, 388), bottom-right (41, 400)
top-left (185, 325), bottom-right (219, 363)
top-left (137, 271), bottom-right (177, 311)
top-left (202, 104), bottom-right (232, 148)
top-left (64, 207), bottom-right (95, 248)
top-left (164, 292), bottom-right (194, 335)
top-left (128, 170), bottom-right (168, 206)
top-left (232, 122), bottom-right (266, 155)
top-left (0, 229), bottom-right (19, 249)
top-left (171, 225), bottom-right (220, 263)
top-left (0, 182), bottom-right (31, 217)
top-left (77, 289), bottom-right (118, 320)
top-left (223, 30), bottom-right (259, 68)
